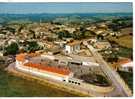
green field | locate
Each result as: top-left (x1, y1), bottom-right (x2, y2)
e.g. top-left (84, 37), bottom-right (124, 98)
top-left (118, 71), bottom-right (133, 92)
top-left (0, 67), bottom-right (80, 97)
top-left (117, 47), bottom-right (133, 58)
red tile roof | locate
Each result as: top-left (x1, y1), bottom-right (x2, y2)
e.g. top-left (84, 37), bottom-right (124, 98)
top-left (118, 59), bottom-right (132, 65)
top-left (16, 54), bottom-right (26, 62)
top-left (16, 53), bottom-right (40, 62)
top-left (16, 53), bottom-right (71, 75)
top-left (27, 53), bottom-right (40, 57)
top-left (24, 62), bottom-right (71, 76)
top-left (67, 40), bottom-right (81, 46)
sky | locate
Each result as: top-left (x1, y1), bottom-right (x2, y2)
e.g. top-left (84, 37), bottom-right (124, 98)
top-left (0, 2), bottom-right (133, 14)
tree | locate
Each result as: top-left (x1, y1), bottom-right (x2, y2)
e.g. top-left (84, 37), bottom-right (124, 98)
top-left (18, 24), bottom-right (25, 33)
top-left (25, 41), bottom-right (41, 52)
top-left (5, 27), bottom-right (16, 34)
top-left (29, 29), bottom-right (36, 39)
top-left (4, 42), bottom-right (19, 55)
top-left (107, 50), bottom-right (118, 63)
top-left (57, 30), bottom-right (71, 39)
top-left (72, 28), bottom-right (95, 40)
top-left (72, 31), bottom-right (82, 40)
top-left (97, 35), bottom-right (104, 40)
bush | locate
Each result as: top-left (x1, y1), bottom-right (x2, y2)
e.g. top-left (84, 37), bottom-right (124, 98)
top-left (25, 41), bottom-right (41, 53)
top-left (57, 30), bottom-right (72, 39)
top-left (4, 42), bottom-right (19, 55)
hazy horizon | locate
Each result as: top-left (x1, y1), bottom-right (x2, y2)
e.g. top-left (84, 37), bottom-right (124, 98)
top-left (0, 2), bottom-right (133, 14)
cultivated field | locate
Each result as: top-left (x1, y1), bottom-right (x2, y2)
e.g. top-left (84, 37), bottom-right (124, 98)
top-left (108, 35), bottom-right (133, 48)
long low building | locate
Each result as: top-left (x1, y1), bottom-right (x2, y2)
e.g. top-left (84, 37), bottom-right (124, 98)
top-left (15, 54), bottom-right (73, 82)
top-left (41, 54), bottom-right (99, 66)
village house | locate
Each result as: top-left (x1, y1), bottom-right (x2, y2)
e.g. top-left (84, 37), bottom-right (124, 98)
top-left (86, 25), bottom-right (97, 31)
top-left (94, 41), bottom-right (111, 50)
top-left (118, 58), bottom-right (133, 72)
top-left (64, 27), bottom-right (76, 33)
top-left (65, 40), bottom-right (81, 54)
top-left (94, 29), bottom-right (105, 35)
top-left (97, 22), bottom-right (108, 30)
top-left (0, 34), bottom-right (6, 39)
top-left (0, 51), bottom-right (3, 56)
top-left (54, 40), bottom-right (67, 48)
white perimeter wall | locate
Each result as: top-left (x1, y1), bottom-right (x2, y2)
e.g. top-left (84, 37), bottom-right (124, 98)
top-left (15, 61), bottom-right (70, 82)
top-left (82, 62), bottom-right (99, 66)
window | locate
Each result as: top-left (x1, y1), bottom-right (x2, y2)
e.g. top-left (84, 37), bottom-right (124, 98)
top-left (72, 81), bottom-right (74, 83)
top-left (70, 62), bottom-right (81, 65)
top-left (63, 80), bottom-right (66, 81)
top-left (54, 59), bottom-right (58, 62)
top-left (69, 80), bottom-right (71, 83)
top-left (75, 82), bottom-right (77, 84)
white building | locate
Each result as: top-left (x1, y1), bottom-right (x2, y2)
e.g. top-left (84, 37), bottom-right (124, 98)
top-left (118, 58), bottom-right (133, 72)
top-left (0, 51), bottom-right (3, 56)
top-left (0, 34), bottom-right (6, 39)
top-left (15, 54), bottom-right (73, 82)
top-left (41, 54), bottom-right (99, 67)
top-left (65, 41), bottom-right (81, 54)
top-left (54, 40), bottom-right (67, 48)
top-left (69, 54), bottom-right (99, 66)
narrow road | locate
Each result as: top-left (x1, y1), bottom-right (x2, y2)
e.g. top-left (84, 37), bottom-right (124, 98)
top-left (83, 40), bottom-right (132, 97)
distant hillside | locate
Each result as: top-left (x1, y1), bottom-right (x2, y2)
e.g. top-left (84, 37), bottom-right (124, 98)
top-left (0, 13), bottom-right (132, 24)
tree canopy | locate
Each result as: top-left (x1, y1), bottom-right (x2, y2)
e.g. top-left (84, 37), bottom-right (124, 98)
top-left (25, 41), bottom-right (42, 53)
top-left (4, 42), bottom-right (19, 55)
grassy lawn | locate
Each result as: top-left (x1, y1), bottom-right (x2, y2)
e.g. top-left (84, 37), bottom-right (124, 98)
top-left (0, 67), bottom-right (80, 97)
top-left (117, 47), bottom-right (133, 58)
top-left (79, 73), bottom-right (110, 87)
top-left (118, 71), bottom-right (133, 92)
